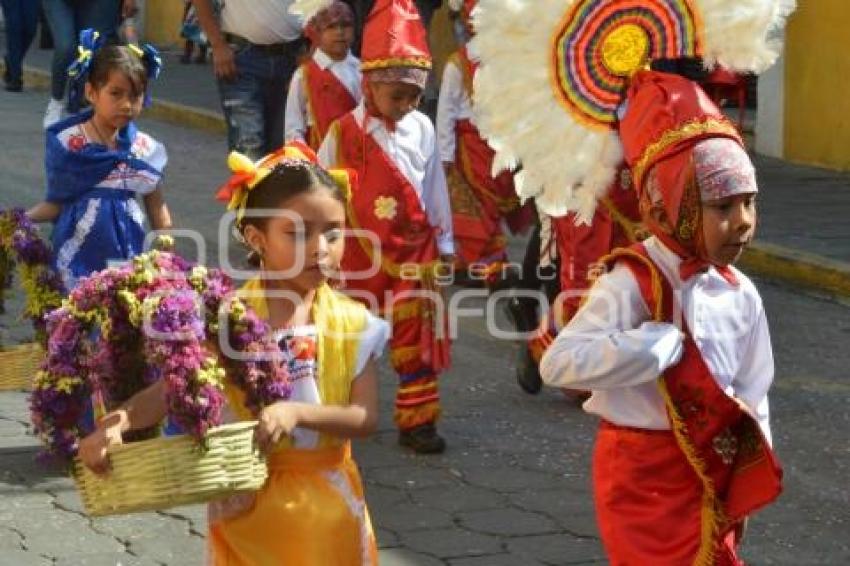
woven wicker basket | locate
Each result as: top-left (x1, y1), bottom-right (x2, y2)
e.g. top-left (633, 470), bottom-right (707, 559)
top-left (0, 342), bottom-right (43, 391)
top-left (74, 421), bottom-right (268, 516)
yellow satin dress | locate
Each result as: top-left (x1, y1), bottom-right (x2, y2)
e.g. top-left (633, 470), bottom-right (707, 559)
top-left (208, 280), bottom-right (380, 566)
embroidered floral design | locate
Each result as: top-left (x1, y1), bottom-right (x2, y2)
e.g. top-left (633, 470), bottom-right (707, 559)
top-left (712, 428), bottom-right (739, 465)
top-left (67, 134), bottom-right (87, 153)
top-left (373, 196), bottom-right (398, 221)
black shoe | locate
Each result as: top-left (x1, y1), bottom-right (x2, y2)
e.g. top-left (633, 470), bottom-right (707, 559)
top-left (4, 79), bottom-right (23, 92)
top-left (516, 344), bottom-right (543, 395)
top-left (399, 423), bottom-right (446, 454)
top-left (179, 54), bottom-right (192, 64)
top-left (503, 296), bottom-right (539, 333)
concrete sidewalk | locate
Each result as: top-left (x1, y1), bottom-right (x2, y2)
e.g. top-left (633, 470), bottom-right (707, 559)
top-left (3, 39), bottom-right (849, 298)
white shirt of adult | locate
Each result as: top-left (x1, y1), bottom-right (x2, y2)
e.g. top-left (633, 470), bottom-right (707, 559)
top-left (284, 49), bottom-right (362, 144)
top-left (540, 236), bottom-right (774, 445)
top-left (436, 55), bottom-right (474, 164)
top-left (220, 0), bottom-right (303, 45)
top-left (317, 102), bottom-right (456, 255)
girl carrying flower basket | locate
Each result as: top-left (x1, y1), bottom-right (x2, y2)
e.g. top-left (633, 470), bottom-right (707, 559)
top-left (78, 143), bottom-right (388, 565)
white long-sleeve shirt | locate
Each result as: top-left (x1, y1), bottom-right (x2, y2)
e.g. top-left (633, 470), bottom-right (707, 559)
top-left (436, 55), bottom-right (474, 164)
top-left (317, 102), bottom-right (455, 255)
top-left (284, 49), bottom-right (362, 144)
top-left (540, 236), bottom-right (774, 444)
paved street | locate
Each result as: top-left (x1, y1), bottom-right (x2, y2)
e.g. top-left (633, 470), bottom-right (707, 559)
top-left (1, 83), bottom-right (849, 566)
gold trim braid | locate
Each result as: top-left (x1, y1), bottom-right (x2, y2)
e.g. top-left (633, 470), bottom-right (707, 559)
top-left (632, 118), bottom-right (741, 189)
top-left (361, 57), bottom-right (432, 71)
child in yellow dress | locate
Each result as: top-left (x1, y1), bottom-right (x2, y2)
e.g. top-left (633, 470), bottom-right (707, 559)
top-left (79, 143), bottom-right (389, 566)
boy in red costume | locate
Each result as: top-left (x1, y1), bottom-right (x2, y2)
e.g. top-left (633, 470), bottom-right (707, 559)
top-left (541, 71), bottom-right (782, 564)
top-left (319, 0), bottom-right (454, 454)
top-left (285, 1), bottom-right (361, 150)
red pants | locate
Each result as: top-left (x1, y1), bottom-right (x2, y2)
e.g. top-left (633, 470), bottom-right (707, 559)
top-left (387, 295), bottom-right (442, 430)
top-left (593, 421), bottom-right (744, 566)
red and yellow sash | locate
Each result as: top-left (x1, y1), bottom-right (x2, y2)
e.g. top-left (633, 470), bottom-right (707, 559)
top-left (333, 112), bottom-right (450, 371)
top-left (603, 243), bottom-right (782, 565)
top-left (303, 59), bottom-right (358, 150)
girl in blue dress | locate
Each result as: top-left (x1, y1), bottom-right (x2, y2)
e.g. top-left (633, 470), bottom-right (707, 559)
top-left (27, 29), bottom-right (172, 289)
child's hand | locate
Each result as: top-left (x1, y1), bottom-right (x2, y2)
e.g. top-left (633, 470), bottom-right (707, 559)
top-left (255, 402), bottom-right (301, 453)
top-left (78, 411), bottom-right (126, 475)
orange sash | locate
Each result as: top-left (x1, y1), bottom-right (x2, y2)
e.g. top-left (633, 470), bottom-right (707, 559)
top-left (603, 243), bottom-right (782, 565)
top-left (303, 59), bottom-right (357, 150)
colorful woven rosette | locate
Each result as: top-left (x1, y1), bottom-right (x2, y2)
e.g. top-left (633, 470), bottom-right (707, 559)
top-left (552, 0), bottom-right (699, 129)
top-left (30, 247), bottom-right (290, 515)
top-left (0, 208), bottom-right (65, 390)
top-left (470, 0), bottom-right (795, 222)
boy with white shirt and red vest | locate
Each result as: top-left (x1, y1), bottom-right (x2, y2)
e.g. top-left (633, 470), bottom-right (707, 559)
top-left (317, 0), bottom-right (453, 454)
top-left (540, 71), bottom-right (782, 564)
top-left (284, 1), bottom-right (362, 150)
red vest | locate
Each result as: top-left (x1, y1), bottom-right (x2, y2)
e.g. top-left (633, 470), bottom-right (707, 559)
top-left (303, 59), bottom-right (357, 150)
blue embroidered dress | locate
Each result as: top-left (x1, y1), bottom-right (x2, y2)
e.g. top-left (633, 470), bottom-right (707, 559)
top-left (45, 111), bottom-right (167, 288)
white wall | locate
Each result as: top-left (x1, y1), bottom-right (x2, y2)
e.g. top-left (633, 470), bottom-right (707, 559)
top-left (755, 42), bottom-right (785, 158)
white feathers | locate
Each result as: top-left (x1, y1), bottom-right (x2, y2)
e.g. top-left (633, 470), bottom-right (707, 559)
top-left (697, 0), bottom-right (796, 73)
top-left (469, 0), bottom-right (795, 222)
top-left (288, 0), bottom-right (335, 22)
top-left (470, 0), bottom-right (617, 223)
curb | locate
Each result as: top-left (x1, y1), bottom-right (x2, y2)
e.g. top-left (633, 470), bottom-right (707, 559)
top-left (10, 64), bottom-right (227, 135)
top-left (740, 242), bottom-right (850, 299)
top-left (6, 65), bottom-right (849, 300)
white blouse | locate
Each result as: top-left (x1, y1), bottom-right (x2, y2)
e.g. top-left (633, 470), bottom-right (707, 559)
top-left (272, 309), bottom-right (389, 449)
top-left (540, 236), bottom-right (774, 444)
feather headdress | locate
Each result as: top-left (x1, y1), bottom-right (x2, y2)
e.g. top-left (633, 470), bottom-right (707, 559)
top-left (470, 0), bottom-right (795, 223)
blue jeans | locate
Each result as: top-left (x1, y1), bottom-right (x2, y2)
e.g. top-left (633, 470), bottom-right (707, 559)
top-left (41, 0), bottom-right (120, 104)
top-left (217, 42), bottom-right (299, 160)
top-left (1, 0), bottom-right (39, 82)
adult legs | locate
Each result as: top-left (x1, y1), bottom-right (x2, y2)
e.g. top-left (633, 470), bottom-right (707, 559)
top-left (218, 46), bottom-right (267, 160)
top-left (1, 0), bottom-right (39, 89)
top-left (40, 0), bottom-right (75, 102)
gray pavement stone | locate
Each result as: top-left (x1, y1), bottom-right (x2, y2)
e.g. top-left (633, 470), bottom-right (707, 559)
top-left (92, 513), bottom-right (191, 541)
top-left (458, 467), bottom-right (563, 493)
top-left (53, 488), bottom-right (86, 514)
top-left (54, 554), bottom-right (162, 566)
top-left (0, 526), bottom-right (23, 550)
top-left (375, 527), bottom-right (401, 549)
top-left (364, 484), bottom-right (410, 510)
top-left (24, 530), bottom-right (126, 558)
top-left (506, 534), bottom-right (606, 565)
top-left (408, 484), bottom-right (505, 514)
top-left (368, 465), bottom-right (461, 491)
top-left (0, 549), bottom-right (52, 566)
top-left (458, 508), bottom-right (560, 537)
top-left (448, 553), bottom-right (546, 566)
top-left (127, 534), bottom-right (205, 565)
top-left (378, 548), bottom-right (445, 566)
top-left (402, 528), bottom-right (504, 559)
top-left (380, 502), bottom-right (454, 532)
top-left (507, 489), bottom-right (598, 538)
